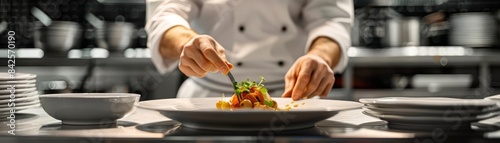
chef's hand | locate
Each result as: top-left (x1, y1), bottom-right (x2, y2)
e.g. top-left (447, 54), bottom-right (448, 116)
top-left (179, 35), bottom-right (233, 77)
top-left (282, 37), bottom-right (341, 100)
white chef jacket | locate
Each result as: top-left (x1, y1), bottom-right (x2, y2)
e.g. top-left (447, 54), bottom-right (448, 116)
top-left (145, 0), bottom-right (353, 98)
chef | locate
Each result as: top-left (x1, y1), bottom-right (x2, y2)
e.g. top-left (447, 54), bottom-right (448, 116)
top-left (145, 0), bottom-right (352, 100)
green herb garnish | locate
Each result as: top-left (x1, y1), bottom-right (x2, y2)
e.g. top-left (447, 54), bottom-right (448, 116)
top-left (264, 100), bottom-right (274, 107)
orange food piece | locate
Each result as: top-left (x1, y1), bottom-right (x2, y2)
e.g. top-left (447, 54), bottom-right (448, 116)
top-left (230, 94), bottom-right (240, 108)
top-left (253, 90), bottom-right (264, 104)
top-left (243, 93), bottom-right (259, 105)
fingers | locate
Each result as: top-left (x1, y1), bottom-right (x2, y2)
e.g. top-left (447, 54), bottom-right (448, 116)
top-left (291, 61), bottom-right (314, 100)
top-left (179, 58), bottom-right (206, 77)
top-left (179, 35), bottom-right (231, 77)
top-left (197, 38), bottom-right (230, 74)
top-left (282, 69), bottom-right (296, 98)
top-left (184, 45), bottom-right (218, 73)
top-left (286, 55), bottom-right (335, 100)
top-left (303, 64), bottom-right (323, 98)
top-left (179, 50), bottom-right (207, 77)
top-left (319, 78), bottom-right (334, 97)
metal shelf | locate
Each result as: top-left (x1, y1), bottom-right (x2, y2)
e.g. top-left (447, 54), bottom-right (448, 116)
top-left (0, 48), bottom-right (153, 66)
top-left (4, 46), bottom-right (500, 67)
top-left (367, 0), bottom-right (448, 6)
top-left (349, 46), bottom-right (500, 66)
top-left (343, 46), bottom-right (500, 100)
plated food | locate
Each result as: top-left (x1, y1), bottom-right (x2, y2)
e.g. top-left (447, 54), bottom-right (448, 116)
top-left (216, 77), bottom-right (283, 110)
top-left (137, 76), bottom-right (363, 131)
top-left (137, 97), bottom-right (363, 131)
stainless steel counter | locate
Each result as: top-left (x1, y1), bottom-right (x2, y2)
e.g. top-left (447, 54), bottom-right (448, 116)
top-left (1, 106), bottom-right (500, 143)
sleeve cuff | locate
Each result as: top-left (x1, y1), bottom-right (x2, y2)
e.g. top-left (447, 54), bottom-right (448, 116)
top-left (147, 14), bottom-right (191, 74)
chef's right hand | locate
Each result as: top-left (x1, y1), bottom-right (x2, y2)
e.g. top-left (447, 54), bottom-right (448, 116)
top-left (179, 35), bottom-right (233, 77)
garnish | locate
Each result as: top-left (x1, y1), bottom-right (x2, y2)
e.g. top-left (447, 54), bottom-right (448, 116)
top-left (216, 76), bottom-right (280, 110)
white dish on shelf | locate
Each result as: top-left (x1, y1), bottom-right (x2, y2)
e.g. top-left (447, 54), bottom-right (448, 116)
top-left (359, 97), bottom-right (497, 109)
top-left (0, 87), bottom-right (36, 94)
top-left (363, 105), bottom-right (500, 116)
top-left (137, 98), bottom-right (363, 131)
top-left (362, 109), bottom-right (498, 124)
top-left (0, 84), bottom-right (35, 89)
top-left (0, 73), bottom-right (36, 81)
top-left (0, 91), bottom-right (37, 99)
top-left (0, 80), bottom-right (36, 85)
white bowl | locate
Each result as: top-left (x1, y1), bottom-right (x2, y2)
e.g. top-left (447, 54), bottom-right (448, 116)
top-left (39, 93), bottom-right (140, 125)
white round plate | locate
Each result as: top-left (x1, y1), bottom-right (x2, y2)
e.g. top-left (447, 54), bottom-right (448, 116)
top-left (0, 95), bottom-right (39, 104)
top-left (137, 98), bottom-right (362, 131)
top-left (363, 105), bottom-right (500, 116)
top-left (359, 97), bottom-right (497, 108)
top-left (0, 99), bottom-right (39, 108)
top-left (0, 87), bottom-right (36, 94)
top-left (0, 103), bottom-right (40, 113)
top-left (0, 80), bottom-right (36, 85)
top-left (0, 113), bottom-right (39, 129)
top-left (485, 94), bottom-right (500, 101)
top-left (0, 84), bottom-right (35, 89)
top-left (0, 91), bottom-right (37, 99)
top-left (0, 73), bottom-right (36, 81)
top-left (362, 110), bottom-right (498, 124)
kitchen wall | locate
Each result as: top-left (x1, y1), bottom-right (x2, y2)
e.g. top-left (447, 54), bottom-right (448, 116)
top-left (0, 0), bottom-right (183, 100)
top-left (345, 0), bottom-right (500, 100)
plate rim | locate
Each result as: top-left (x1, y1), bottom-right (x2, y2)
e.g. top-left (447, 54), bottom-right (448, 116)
top-left (0, 79), bottom-right (37, 85)
top-left (0, 95), bottom-right (39, 104)
top-left (39, 93), bottom-right (140, 99)
top-left (362, 109), bottom-right (499, 122)
top-left (137, 97), bottom-right (363, 113)
top-left (0, 84), bottom-right (36, 89)
top-left (359, 97), bottom-right (497, 107)
top-left (363, 105), bottom-right (500, 116)
top-left (0, 87), bottom-right (37, 94)
top-left (0, 73), bottom-right (36, 81)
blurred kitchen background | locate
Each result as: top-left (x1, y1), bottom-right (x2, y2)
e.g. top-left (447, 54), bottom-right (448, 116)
top-left (1, 0), bottom-right (500, 101)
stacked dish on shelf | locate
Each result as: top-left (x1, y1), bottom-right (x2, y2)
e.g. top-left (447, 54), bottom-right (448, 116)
top-left (449, 12), bottom-right (496, 47)
top-left (360, 97), bottom-right (500, 131)
top-left (0, 72), bottom-right (39, 118)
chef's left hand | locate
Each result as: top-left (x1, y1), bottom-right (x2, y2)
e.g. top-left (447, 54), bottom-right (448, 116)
top-left (282, 37), bottom-right (341, 100)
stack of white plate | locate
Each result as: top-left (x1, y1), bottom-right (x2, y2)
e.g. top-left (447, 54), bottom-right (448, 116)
top-left (485, 94), bottom-right (500, 105)
top-left (0, 72), bottom-right (39, 118)
top-left (0, 113), bottom-right (40, 135)
top-left (449, 12), bottom-right (497, 47)
top-left (360, 97), bottom-right (500, 131)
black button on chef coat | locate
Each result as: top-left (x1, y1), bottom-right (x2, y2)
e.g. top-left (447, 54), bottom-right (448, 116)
top-left (278, 60), bottom-right (285, 67)
top-left (239, 25), bottom-right (245, 32)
